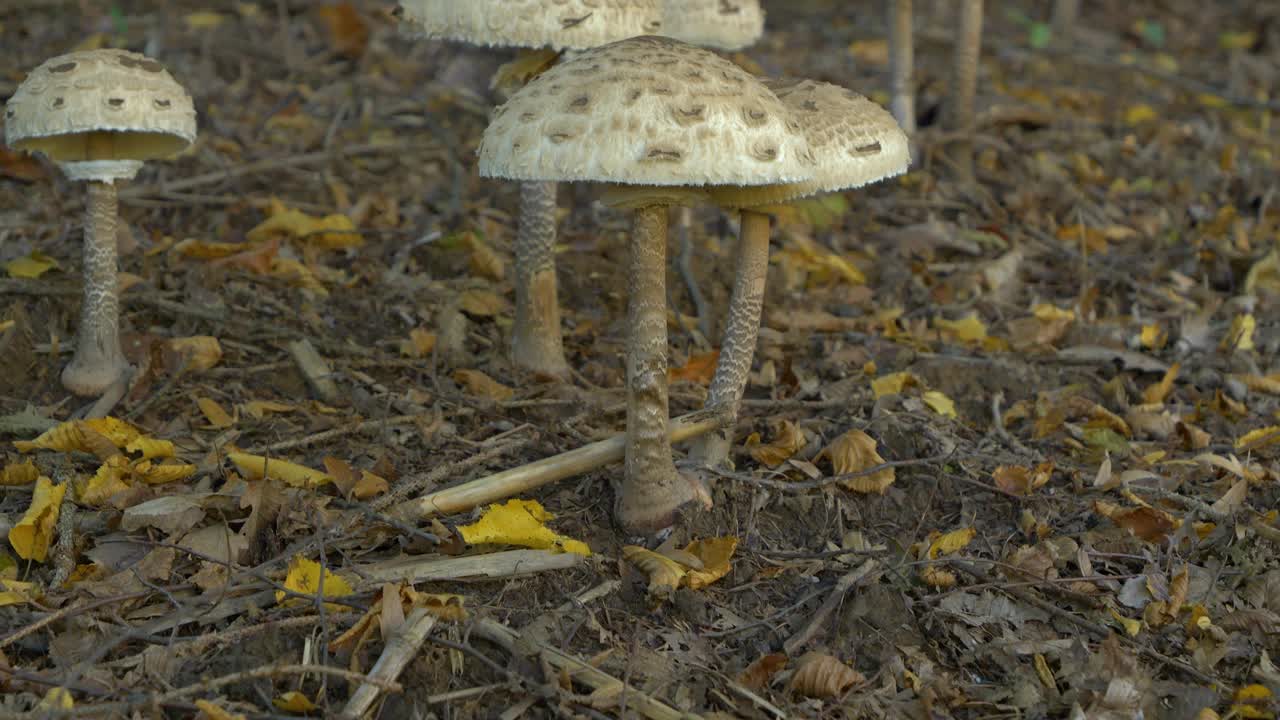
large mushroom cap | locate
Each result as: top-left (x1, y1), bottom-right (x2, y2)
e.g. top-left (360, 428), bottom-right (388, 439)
top-left (712, 78), bottom-right (910, 207)
top-left (661, 0), bottom-right (765, 51)
top-left (4, 49), bottom-right (196, 166)
top-left (397, 0), bottom-right (662, 51)
top-left (480, 36), bottom-right (813, 187)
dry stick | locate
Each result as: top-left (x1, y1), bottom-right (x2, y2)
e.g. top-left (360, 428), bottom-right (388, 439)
top-left (155, 663), bottom-right (399, 705)
top-left (949, 0), bottom-right (984, 181)
top-left (370, 436), bottom-right (534, 513)
top-left (173, 614), bottom-right (324, 658)
top-left (783, 559), bottom-right (880, 656)
top-left (357, 549), bottom-right (584, 585)
top-left (396, 410), bottom-right (723, 520)
top-left (339, 608), bottom-right (438, 720)
top-left (247, 413), bottom-right (427, 454)
top-left (948, 559), bottom-right (1218, 686)
top-left (288, 338), bottom-right (343, 405)
top-left (708, 452), bottom-right (952, 492)
top-left (888, 0), bottom-right (916, 134)
top-left (472, 618), bottom-right (700, 720)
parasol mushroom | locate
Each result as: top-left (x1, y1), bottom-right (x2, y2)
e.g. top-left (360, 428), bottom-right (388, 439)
top-left (4, 49), bottom-right (197, 396)
top-left (397, 0), bottom-right (662, 379)
top-left (479, 36), bottom-right (813, 534)
top-left (688, 79), bottom-right (910, 468)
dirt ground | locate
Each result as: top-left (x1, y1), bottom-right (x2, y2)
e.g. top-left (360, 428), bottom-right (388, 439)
top-left (1, 0), bottom-right (1279, 718)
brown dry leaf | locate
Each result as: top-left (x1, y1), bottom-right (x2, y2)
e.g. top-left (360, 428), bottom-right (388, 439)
top-left (166, 336), bottom-right (222, 372)
top-left (0, 144), bottom-right (47, 182)
top-left (1093, 500), bottom-right (1181, 543)
top-left (352, 471), bottom-right (389, 500)
top-left (992, 462), bottom-right (1054, 495)
top-left (249, 200), bottom-right (363, 250)
top-left (668, 350), bottom-right (720, 385)
top-left (195, 397), bottom-right (236, 429)
top-left (458, 289), bottom-right (508, 317)
top-left (194, 699), bottom-right (245, 720)
top-left (682, 537), bottom-right (737, 590)
top-left (453, 369), bottom-right (515, 401)
top-left (400, 328), bottom-right (437, 358)
top-left (919, 564), bottom-right (958, 588)
top-left (1142, 362), bottom-right (1181, 405)
top-left (0, 459), bottom-right (39, 486)
top-left (738, 653), bottom-right (787, 691)
top-left (746, 420), bottom-right (805, 467)
top-left (622, 545), bottom-right (686, 597)
top-left (316, 3), bottom-right (368, 58)
top-left (788, 653), bottom-right (864, 699)
top-left (417, 592), bottom-right (468, 622)
top-left (823, 429), bottom-right (894, 493)
top-left (466, 233), bottom-right (506, 281)
top-left (241, 400), bottom-right (296, 420)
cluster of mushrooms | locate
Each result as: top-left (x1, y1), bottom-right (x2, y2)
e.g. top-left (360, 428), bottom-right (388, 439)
top-left (2, 0), bottom-right (1081, 535)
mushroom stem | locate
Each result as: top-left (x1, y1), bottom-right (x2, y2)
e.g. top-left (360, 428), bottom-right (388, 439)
top-left (888, 0), bottom-right (916, 134)
top-left (950, 0), bottom-right (984, 181)
top-left (511, 180), bottom-right (569, 377)
top-left (1051, 0), bottom-right (1079, 45)
top-left (62, 181), bottom-right (128, 396)
top-left (688, 208), bottom-right (771, 468)
top-left (617, 204), bottom-right (702, 534)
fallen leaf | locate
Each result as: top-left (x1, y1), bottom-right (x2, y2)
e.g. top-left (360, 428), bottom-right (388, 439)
top-left (490, 48), bottom-right (560, 94)
top-left (458, 288), bottom-right (508, 317)
top-left (927, 527), bottom-right (976, 559)
top-left (465, 233), bottom-right (506, 281)
top-left (738, 653), bottom-right (788, 691)
top-left (276, 555), bottom-right (354, 608)
top-left (1221, 313), bottom-right (1256, 352)
top-left (0, 578), bottom-right (39, 607)
top-left (77, 456), bottom-right (132, 506)
top-left (0, 459), bottom-right (38, 486)
top-left (823, 429), bottom-right (894, 493)
top-left (241, 400), bottom-right (296, 419)
top-left (167, 335), bottom-right (223, 371)
top-left (745, 420), bottom-right (805, 467)
top-left (9, 476), bottom-right (65, 562)
top-left (788, 653), bottom-right (864, 698)
top-left (273, 691), bottom-right (319, 713)
top-left (228, 452), bottom-right (334, 488)
top-left (992, 462), bottom-right (1054, 495)
top-left (194, 699), bottom-right (245, 720)
top-left (248, 200), bottom-right (362, 250)
top-left (1142, 362), bottom-right (1181, 405)
top-left (457, 499), bottom-right (591, 556)
top-left (196, 397), bottom-right (235, 428)
top-left (399, 328), bottom-right (437, 358)
top-left (935, 313), bottom-right (987, 344)
top-left (623, 545), bottom-right (686, 597)
top-left (5, 251), bottom-right (60, 279)
top-left (316, 2), bottom-right (368, 58)
top-left (125, 437), bottom-right (176, 460)
top-left (922, 390), bottom-right (958, 418)
top-left (870, 371), bottom-right (919, 399)
top-left (1094, 500), bottom-right (1181, 543)
top-left (453, 369), bottom-right (515, 401)
top-left (668, 350), bottom-right (720, 385)
top-left (682, 537), bottom-right (737, 589)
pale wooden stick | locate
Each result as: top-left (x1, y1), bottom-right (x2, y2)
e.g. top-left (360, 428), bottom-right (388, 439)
top-left (339, 608), bottom-right (437, 720)
top-left (288, 338), bottom-right (342, 405)
top-left (358, 549), bottom-right (584, 584)
top-left (472, 618), bottom-right (701, 720)
top-left (398, 410), bottom-right (723, 520)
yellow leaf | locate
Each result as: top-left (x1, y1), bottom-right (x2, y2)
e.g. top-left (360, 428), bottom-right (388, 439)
top-left (1140, 323), bottom-right (1167, 350)
top-left (268, 257), bottom-right (328, 295)
top-left (132, 460), bottom-right (197, 485)
top-left (1221, 314), bottom-right (1256, 352)
top-left (458, 288), bottom-right (508, 317)
top-left (1109, 608), bottom-right (1142, 636)
top-left (922, 391), bottom-right (958, 418)
top-left (1236, 425), bottom-right (1280, 451)
top-left (78, 456), bottom-right (132, 506)
top-left (14, 417), bottom-right (138, 454)
top-left (1031, 304), bottom-right (1075, 322)
top-left (399, 328), bottom-right (437, 358)
top-left (81, 417), bottom-right (142, 448)
top-left (456, 499), bottom-right (591, 556)
top-left (417, 592), bottom-right (468, 622)
top-left (194, 699), bottom-right (246, 720)
top-left (1142, 361), bottom-right (1181, 405)
top-left (1124, 104), bottom-right (1157, 125)
top-left (172, 238), bottom-right (251, 260)
top-left (5, 251), bottom-right (60, 279)
top-left (37, 688), bottom-right (73, 712)
top-left (453, 369), bottom-right (515, 401)
top-left (196, 397), bottom-right (236, 428)
top-left (9, 476), bottom-right (65, 562)
top-left (241, 400), bottom-right (296, 419)
top-left (745, 420), bottom-right (805, 467)
top-left (871, 371), bottom-right (919, 399)
top-left (623, 545), bottom-right (686, 597)
top-left (682, 537), bottom-right (738, 590)
top-left (183, 11), bottom-right (227, 30)
top-left (0, 578), bottom-right (38, 606)
top-left (275, 555), bottom-right (354, 608)
top-left (125, 437), bottom-right (176, 460)
top-left (823, 429), bottom-right (895, 493)
top-left (167, 335), bottom-right (223, 371)
top-left (847, 38), bottom-right (888, 64)
top-left (935, 313), bottom-right (987, 343)
top-left (1245, 248), bottom-right (1280, 295)
top-left (352, 470), bottom-right (389, 500)
top-left (919, 563), bottom-right (958, 589)
top-left (229, 452), bottom-right (334, 488)
top-left (0, 459), bottom-right (39, 486)
top-left (927, 527), bottom-right (976, 559)
top-left (248, 205), bottom-right (363, 250)
top-left (272, 691), bottom-right (319, 713)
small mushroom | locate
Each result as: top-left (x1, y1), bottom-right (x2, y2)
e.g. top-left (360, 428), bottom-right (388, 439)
top-left (687, 79), bottom-right (910, 468)
top-left (888, 0), bottom-right (915, 134)
top-left (480, 36), bottom-right (813, 534)
top-left (4, 49), bottom-right (196, 396)
top-left (399, 0), bottom-right (663, 378)
top-left (950, 0), bottom-right (984, 180)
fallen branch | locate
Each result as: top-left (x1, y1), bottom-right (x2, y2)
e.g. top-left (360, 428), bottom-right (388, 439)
top-left (471, 618), bottom-right (701, 720)
top-left (358, 549), bottom-right (584, 585)
top-left (339, 608), bottom-right (437, 720)
top-left (397, 410), bottom-right (724, 520)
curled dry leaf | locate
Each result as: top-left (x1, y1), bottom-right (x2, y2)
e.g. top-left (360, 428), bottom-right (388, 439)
top-left (125, 437), bottom-right (175, 460)
top-left (738, 653), bottom-right (787, 691)
top-left (682, 536), bottom-right (738, 590)
top-left (1141, 362), bottom-right (1181, 405)
top-left (623, 545), bottom-right (686, 597)
top-left (458, 288), bottom-right (508, 317)
top-left (453, 369), bottom-right (515, 402)
top-left (228, 452), bottom-right (333, 489)
top-left (14, 417), bottom-right (140, 454)
top-left (788, 653), bottom-right (865, 699)
top-left (992, 462), bottom-right (1053, 495)
top-left (919, 564), bottom-right (958, 589)
top-left (166, 335), bottom-right (222, 372)
top-left (1093, 500), bottom-right (1181, 543)
top-left (8, 476), bottom-right (65, 562)
top-left (745, 420), bottom-right (805, 468)
top-left (823, 429), bottom-right (894, 493)
top-left (195, 397), bottom-right (235, 429)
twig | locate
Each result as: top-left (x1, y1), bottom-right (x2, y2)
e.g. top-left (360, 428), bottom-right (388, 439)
top-left (339, 608), bottom-right (437, 720)
top-left (706, 452), bottom-right (953, 492)
top-left (247, 413), bottom-right (428, 454)
top-left (288, 338), bottom-right (343, 405)
top-left (357, 549), bottom-right (585, 585)
top-left (47, 492), bottom-right (77, 589)
top-left (369, 435), bottom-right (535, 513)
top-left (783, 559), bottom-right (879, 656)
top-left (156, 663), bottom-right (399, 704)
top-left (471, 618), bottom-right (701, 720)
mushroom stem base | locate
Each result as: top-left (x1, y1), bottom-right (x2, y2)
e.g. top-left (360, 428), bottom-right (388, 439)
top-left (512, 180), bottom-right (569, 378)
top-left (63, 181), bottom-right (128, 397)
top-left (617, 204), bottom-right (704, 534)
top-left (688, 209), bottom-right (771, 468)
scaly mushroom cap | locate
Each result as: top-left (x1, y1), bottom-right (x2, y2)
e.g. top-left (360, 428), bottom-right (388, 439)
top-left (397, 0), bottom-right (662, 51)
top-left (710, 78), bottom-right (910, 208)
top-left (4, 49), bottom-right (197, 168)
top-left (661, 0), bottom-right (765, 51)
top-left (480, 36), bottom-right (813, 187)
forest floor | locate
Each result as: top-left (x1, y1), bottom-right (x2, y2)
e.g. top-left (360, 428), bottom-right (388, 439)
top-left (1, 1), bottom-right (1279, 718)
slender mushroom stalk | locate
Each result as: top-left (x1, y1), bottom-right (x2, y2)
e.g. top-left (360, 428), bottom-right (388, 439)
top-left (4, 49), bottom-right (197, 397)
top-left (887, 0), bottom-right (916, 134)
top-left (951, 0), bottom-right (984, 181)
top-left (689, 80), bottom-right (910, 469)
top-left (511, 180), bottom-right (569, 376)
top-left (479, 37), bottom-right (813, 534)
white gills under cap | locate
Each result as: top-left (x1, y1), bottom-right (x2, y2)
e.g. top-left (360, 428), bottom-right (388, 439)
top-left (4, 49), bottom-right (197, 165)
top-left (661, 0), bottom-right (765, 51)
top-left (397, 0), bottom-right (663, 51)
top-left (479, 36), bottom-right (814, 188)
top-left (709, 78), bottom-right (910, 208)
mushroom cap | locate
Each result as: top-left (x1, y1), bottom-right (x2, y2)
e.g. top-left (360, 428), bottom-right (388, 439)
top-left (480, 36), bottom-right (813, 188)
top-left (397, 0), bottom-right (662, 51)
top-left (3, 49), bottom-right (197, 164)
top-left (661, 0), bottom-right (764, 51)
top-left (710, 78), bottom-right (910, 208)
